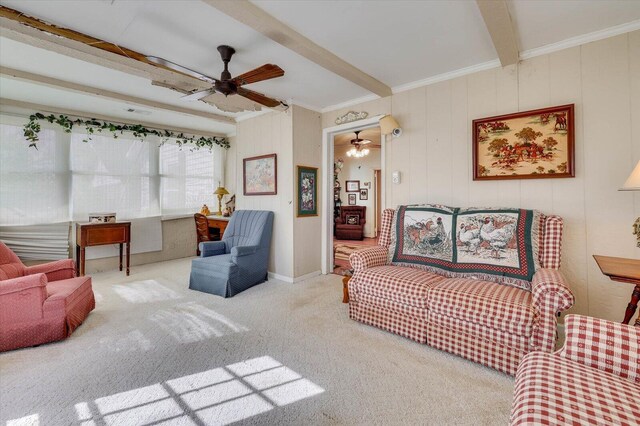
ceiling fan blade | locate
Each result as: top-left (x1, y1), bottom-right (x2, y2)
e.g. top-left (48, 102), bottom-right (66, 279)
top-left (146, 56), bottom-right (218, 84)
top-left (236, 87), bottom-right (281, 108)
top-left (232, 64), bottom-right (284, 86)
top-left (181, 88), bottom-right (216, 101)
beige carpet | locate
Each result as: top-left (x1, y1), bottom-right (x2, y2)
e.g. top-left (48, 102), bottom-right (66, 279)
top-left (0, 258), bottom-right (513, 425)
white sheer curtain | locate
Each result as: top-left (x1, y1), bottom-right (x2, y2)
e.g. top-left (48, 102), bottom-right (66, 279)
top-left (160, 140), bottom-right (223, 215)
top-left (0, 115), bottom-right (71, 226)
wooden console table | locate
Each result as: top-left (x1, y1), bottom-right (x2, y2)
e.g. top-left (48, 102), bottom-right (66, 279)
top-left (593, 255), bottom-right (640, 326)
top-left (206, 216), bottom-right (230, 238)
top-left (76, 222), bottom-right (131, 276)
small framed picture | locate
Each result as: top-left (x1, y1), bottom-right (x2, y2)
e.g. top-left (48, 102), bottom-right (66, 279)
top-left (345, 180), bottom-right (360, 192)
top-left (296, 165), bottom-right (317, 217)
top-left (348, 193), bottom-right (356, 205)
top-left (243, 153), bottom-right (277, 195)
top-left (359, 189), bottom-right (368, 200)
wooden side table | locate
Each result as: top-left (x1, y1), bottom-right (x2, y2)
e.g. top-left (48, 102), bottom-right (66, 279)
top-left (342, 276), bottom-right (350, 303)
top-left (76, 222), bottom-right (131, 276)
top-left (206, 216), bottom-right (230, 238)
top-left (593, 255), bottom-right (640, 326)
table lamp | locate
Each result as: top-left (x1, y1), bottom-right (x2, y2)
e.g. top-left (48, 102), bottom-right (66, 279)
top-left (620, 160), bottom-right (640, 247)
top-left (214, 185), bottom-right (229, 216)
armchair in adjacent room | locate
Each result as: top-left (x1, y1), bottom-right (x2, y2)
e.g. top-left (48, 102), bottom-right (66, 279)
top-left (189, 210), bottom-right (274, 298)
top-left (0, 242), bottom-right (95, 351)
top-left (335, 206), bottom-right (366, 240)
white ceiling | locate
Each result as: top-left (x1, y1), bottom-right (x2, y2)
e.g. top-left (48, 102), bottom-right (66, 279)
top-left (0, 0), bottom-right (639, 134)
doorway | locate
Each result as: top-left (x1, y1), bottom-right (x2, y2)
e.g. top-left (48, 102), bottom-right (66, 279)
top-left (321, 115), bottom-right (385, 275)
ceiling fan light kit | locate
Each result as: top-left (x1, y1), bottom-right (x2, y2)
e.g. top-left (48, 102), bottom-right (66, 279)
top-left (146, 45), bottom-right (285, 109)
top-left (347, 130), bottom-right (372, 158)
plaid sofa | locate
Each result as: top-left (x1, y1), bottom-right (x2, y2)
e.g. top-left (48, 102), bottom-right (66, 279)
top-left (348, 209), bottom-right (574, 375)
top-left (511, 315), bottom-right (639, 425)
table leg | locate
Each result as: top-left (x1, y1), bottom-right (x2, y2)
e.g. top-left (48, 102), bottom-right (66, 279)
top-left (126, 242), bottom-right (130, 276)
top-left (80, 247), bottom-right (85, 277)
top-left (622, 284), bottom-right (640, 325)
top-left (342, 276), bottom-right (350, 304)
top-left (119, 243), bottom-right (123, 271)
top-left (75, 245), bottom-right (80, 276)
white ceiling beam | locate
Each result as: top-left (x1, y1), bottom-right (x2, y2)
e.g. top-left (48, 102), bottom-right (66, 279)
top-left (0, 98), bottom-right (228, 138)
top-left (203, 0), bottom-right (392, 98)
top-left (476, 0), bottom-right (520, 66)
top-left (0, 66), bottom-right (235, 124)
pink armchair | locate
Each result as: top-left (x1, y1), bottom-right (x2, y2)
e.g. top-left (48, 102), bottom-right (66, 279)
top-left (0, 242), bottom-right (95, 351)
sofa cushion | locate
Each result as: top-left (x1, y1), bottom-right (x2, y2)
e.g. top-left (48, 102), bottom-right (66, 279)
top-left (353, 265), bottom-right (446, 308)
top-left (427, 278), bottom-right (534, 336)
top-left (511, 351), bottom-right (640, 425)
top-left (389, 205), bottom-right (543, 290)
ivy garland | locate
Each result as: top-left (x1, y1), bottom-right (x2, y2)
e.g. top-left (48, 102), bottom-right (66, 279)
top-left (23, 113), bottom-right (230, 150)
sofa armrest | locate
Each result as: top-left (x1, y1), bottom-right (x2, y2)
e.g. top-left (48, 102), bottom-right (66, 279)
top-left (349, 246), bottom-right (389, 272)
top-left (25, 259), bottom-right (76, 281)
top-left (556, 315), bottom-right (639, 383)
top-left (335, 217), bottom-right (344, 224)
top-left (200, 241), bottom-right (227, 257)
top-left (530, 269), bottom-right (575, 352)
top-left (231, 245), bottom-right (259, 262)
top-left (0, 273), bottom-right (47, 323)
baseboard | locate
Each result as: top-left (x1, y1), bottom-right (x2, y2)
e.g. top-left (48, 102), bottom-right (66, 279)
top-left (267, 270), bottom-right (322, 283)
top-left (293, 270), bottom-right (322, 283)
top-left (268, 272), bottom-right (294, 283)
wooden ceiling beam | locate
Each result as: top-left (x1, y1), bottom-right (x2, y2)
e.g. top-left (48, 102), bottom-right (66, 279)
top-left (204, 0), bottom-right (392, 97)
top-left (0, 98), bottom-right (228, 138)
top-left (0, 5), bottom-right (266, 115)
top-left (476, 0), bottom-right (520, 66)
top-left (0, 66), bottom-right (235, 124)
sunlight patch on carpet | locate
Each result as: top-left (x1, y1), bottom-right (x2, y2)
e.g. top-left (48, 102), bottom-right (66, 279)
top-left (65, 356), bottom-right (324, 426)
top-left (5, 414), bottom-right (39, 426)
top-left (148, 302), bottom-right (248, 343)
top-left (112, 280), bottom-right (182, 304)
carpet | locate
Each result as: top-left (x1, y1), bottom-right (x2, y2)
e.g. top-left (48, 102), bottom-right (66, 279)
top-left (0, 258), bottom-right (513, 425)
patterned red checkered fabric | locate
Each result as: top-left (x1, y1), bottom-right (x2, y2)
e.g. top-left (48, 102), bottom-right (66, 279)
top-left (429, 311), bottom-right (532, 353)
top-left (352, 265), bottom-right (446, 308)
top-left (510, 351), bottom-right (640, 425)
top-left (540, 215), bottom-right (563, 269)
top-left (350, 299), bottom-right (427, 343)
top-left (350, 246), bottom-right (389, 272)
top-left (426, 321), bottom-right (524, 375)
top-left (378, 209), bottom-right (395, 248)
top-left (427, 278), bottom-right (534, 336)
top-left (531, 269), bottom-right (575, 352)
top-left (359, 292), bottom-right (428, 321)
top-left (557, 315), bottom-right (640, 384)
top-left (25, 259), bottom-right (76, 282)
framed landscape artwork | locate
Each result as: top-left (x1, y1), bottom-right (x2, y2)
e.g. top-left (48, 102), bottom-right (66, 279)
top-left (359, 189), bottom-right (368, 200)
top-left (345, 180), bottom-right (360, 192)
top-left (472, 104), bottom-right (575, 180)
top-left (243, 154), bottom-right (277, 195)
top-left (348, 194), bottom-right (356, 205)
top-left (297, 165), bottom-right (318, 217)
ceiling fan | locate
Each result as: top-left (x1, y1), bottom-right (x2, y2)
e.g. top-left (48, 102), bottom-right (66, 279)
top-left (347, 130), bottom-right (380, 158)
top-left (147, 45), bottom-right (285, 108)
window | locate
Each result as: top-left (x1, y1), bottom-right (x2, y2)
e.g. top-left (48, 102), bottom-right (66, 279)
top-left (160, 140), bottom-right (223, 215)
top-left (0, 116), bottom-right (70, 226)
top-left (70, 133), bottom-right (160, 220)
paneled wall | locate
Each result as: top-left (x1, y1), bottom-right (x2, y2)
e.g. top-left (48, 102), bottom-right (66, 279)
top-left (322, 31), bottom-right (640, 322)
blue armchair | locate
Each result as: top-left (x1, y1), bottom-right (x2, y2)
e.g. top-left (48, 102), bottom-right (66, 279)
top-left (189, 210), bottom-right (274, 297)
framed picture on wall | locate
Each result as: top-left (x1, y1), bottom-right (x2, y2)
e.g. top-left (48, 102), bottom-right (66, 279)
top-left (359, 189), bottom-right (368, 200)
top-left (243, 153), bottom-right (277, 195)
top-left (296, 165), bottom-right (318, 217)
top-left (346, 180), bottom-right (360, 192)
top-left (473, 104), bottom-right (575, 180)
top-left (348, 193), bottom-right (356, 205)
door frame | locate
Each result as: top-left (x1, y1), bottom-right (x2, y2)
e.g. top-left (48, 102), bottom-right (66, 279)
top-left (321, 115), bottom-right (385, 274)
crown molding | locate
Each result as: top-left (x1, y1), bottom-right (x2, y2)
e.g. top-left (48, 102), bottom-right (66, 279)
top-left (320, 94), bottom-right (380, 114)
top-left (519, 19), bottom-right (640, 60)
top-left (391, 59), bottom-right (501, 94)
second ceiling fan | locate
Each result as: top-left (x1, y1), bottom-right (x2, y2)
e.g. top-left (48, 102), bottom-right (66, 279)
top-left (147, 45), bottom-right (285, 108)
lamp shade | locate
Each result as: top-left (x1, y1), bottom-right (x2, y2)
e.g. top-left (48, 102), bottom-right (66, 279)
top-left (620, 160), bottom-right (640, 191)
top-left (379, 115), bottom-right (399, 135)
top-left (214, 186), bottom-right (230, 196)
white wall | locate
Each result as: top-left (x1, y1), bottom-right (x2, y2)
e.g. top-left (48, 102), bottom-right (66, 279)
top-left (226, 106), bottom-right (322, 280)
top-left (335, 144), bottom-right (381, 238)
top-left (322, 31), bottom-right (640, 322)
